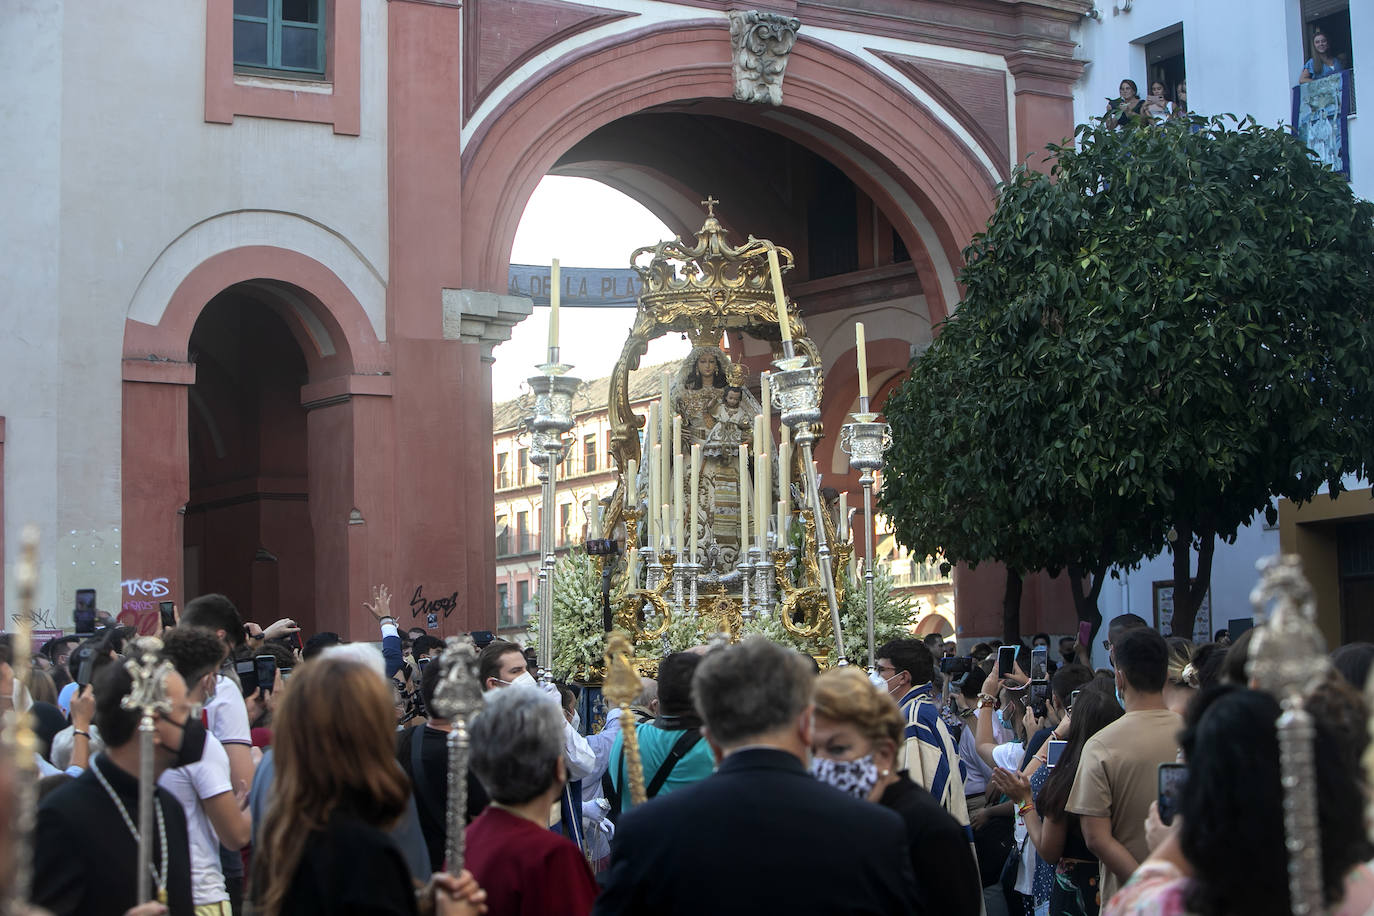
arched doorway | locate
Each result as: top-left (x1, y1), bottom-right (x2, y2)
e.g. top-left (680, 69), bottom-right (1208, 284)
top-left (182, 284), bottom-right (316, 631)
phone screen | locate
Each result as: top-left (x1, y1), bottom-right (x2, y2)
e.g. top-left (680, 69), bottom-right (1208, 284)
top-left (1046, 739), bottom-right (1067, 768)
top-left (1031, 645), bottom-right (1048, 681)
top-left (1030, 683), bottom-right (1050, 716)
top-left (236, 658), bottom-right (259, 697)
top-left (254, 655), bottom-right (277, 694)
top-left (1070, 688), bottom-right (1082, 709)
top-left (997, 645), bottom-right (1017, 678)
top-left (75, 647), bottom-right (95, 687)
top-left (1158, 763), bottom-right (1188, 826)
top-left (159, 601), bottom-right (176, 629)
top-left (74, 589), bottom-right (97, 636)
top-left (1078, 619), bottom-right (1093, 647)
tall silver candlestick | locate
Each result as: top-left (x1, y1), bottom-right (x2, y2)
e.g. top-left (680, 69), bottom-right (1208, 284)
top-left (122, 641), bottom-right (173, 905)
top-left (429, 635), bottom-right (482, 875)
top-left (527, 359), bottom-right (579, 682)
top-left (771, 348), bottom-right (847, 663)
top-left (840, 399), bottom-right (892, 668)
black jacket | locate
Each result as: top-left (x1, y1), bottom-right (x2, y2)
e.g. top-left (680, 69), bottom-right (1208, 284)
top-left (34, 754), bottom-right (194, 916)
top-left (593, 747), bottom-right (919, 915)
top-left (879, 775), bottom-right (983, 915)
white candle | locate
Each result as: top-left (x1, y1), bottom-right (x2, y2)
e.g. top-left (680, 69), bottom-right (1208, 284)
top-left (739, 444), bottom-right (751, 551)
top-left (650, 444), bottom-right (663, 549)
top-left (761, 372), bottom-right (772, 449)
top-left (838, 492), bottom-right (849, 540)
top-left (548, 259), bottom-right (560, 353)
top-left (673, 446), bottom-right (685, 554)
top-left (661, 503), bottom-right (672, 554)
top-left (768, 249), bottom-right (791, 342)
top-left (779, 431), bottom-right (791, 515)
top-left (689, 444), bottom-right (702, 562)
top-left (644, 406), bottom-right (656, 542)
top-left (626, 458), bottom-right (638, 507)
top-left (758, 417), bottom-right (769, 552)
top-left (778, 498), bottom-right (789, 543)
top-left (855, 322), bottom-right (869, 400)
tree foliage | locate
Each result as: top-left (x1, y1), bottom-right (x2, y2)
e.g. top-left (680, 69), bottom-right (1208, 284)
top-left (882, 115), bottom-right (1374, 639)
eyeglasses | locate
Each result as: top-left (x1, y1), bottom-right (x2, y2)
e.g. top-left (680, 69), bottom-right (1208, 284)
top-left (874, 665), bottom-right (897, 677)
top-left (1101, 639), bottom-right (1113, 652)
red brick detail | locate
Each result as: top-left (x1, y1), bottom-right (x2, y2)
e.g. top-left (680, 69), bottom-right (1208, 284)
top-left (463, 0), bottom-right (637, 121)
top-left (871, 50), bottom-right (1010, 177)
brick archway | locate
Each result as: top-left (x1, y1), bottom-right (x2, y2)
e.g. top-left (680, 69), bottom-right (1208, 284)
top-left (460, 24), bottom-right (1002, 324)
top-left (121, 247), bottom-right (393, 637)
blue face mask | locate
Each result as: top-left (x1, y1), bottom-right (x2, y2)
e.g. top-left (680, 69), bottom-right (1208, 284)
top-left (998, 706), bottom-right (1015, 730)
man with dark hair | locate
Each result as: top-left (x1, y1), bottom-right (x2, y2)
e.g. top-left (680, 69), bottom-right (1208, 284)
top-left (397, 657), bottom-right (490, 872)
top-left (605, 652), bottom-right (712, 820)
top-left (161, 627), bottom-right (251, 914)
top-left (875, 638), bottom-right (969, 830)
top-left (479, 639), bottom-right (530, 691)
top-left (302, 630), bottom-right (343, 660)
top-left (35, 656), bottom-right (198, 915)
top-left (411, 634), bottom-right (444, 661)
top-left (1104, 612), bottom-right (1149, 657)
top-left (1058, 634), bottom-right (1077, 665)
top-left (1067, 626), bottom-right (1180, 901)
top-left (595, 638), bottom-right (918, 914)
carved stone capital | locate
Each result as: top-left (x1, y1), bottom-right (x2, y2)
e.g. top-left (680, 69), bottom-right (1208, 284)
top-left (441, 289), bottom-right (534, 363)
top-left (728, 10), bottom-right (800, 106)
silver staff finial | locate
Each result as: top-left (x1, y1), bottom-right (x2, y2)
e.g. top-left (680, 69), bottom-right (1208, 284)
top-left (429, 635), bottom-right (482, 876)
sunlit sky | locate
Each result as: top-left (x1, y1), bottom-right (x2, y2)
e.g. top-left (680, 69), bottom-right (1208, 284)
top-left (491, 176), bottom-right (693, 402)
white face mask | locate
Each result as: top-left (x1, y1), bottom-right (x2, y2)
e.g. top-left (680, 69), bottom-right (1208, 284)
top-left (501, 671), bottom-right (537, 690)
top-left (867, 669), bottom-right (889, 690)
top-left (570, 710), bottom-right (582, 732)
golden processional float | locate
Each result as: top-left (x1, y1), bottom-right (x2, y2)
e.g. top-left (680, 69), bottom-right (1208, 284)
top-left (597, 201), bottom-right (862, 670)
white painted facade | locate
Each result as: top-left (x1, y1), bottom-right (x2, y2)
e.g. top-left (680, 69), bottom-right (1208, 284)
top-left (1073, 0), bottom-right (1369, 661)
top-left (1, 0), bottom-right (391, 619)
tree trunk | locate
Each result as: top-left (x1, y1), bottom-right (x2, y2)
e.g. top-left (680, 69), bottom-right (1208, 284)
top-left (1066, 563), bottom-right (1107, 649)
top-left (1002, 567), bottom-right (1024, 645)
top-left (1168, 521), bottom-right (1216, 640)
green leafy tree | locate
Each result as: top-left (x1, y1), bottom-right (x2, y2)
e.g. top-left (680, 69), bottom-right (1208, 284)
top-left (883, 115), bottom-right (1374, 640)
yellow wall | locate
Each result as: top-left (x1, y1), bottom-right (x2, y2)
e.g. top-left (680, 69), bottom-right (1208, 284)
top-left (1278, 488), bottom-right (1374, 647)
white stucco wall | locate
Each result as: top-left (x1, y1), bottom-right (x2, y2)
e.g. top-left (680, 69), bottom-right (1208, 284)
top-left (3, 0), bottom-right (390, 624)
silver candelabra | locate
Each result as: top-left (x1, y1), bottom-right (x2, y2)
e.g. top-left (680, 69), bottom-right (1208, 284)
top-left (526, 355), bottom-right (580, 681)
top-left (770, 345), bottom-right (847, 664)
top-left (839, 400), bottom-right (892, 668)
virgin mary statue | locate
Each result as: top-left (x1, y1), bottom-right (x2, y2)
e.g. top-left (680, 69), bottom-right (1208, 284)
top-left (670, 346), bottom-right (760, 580)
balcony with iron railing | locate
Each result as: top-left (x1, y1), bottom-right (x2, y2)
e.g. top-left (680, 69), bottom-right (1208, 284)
top-left (882, 554), bottom-right (952, 588)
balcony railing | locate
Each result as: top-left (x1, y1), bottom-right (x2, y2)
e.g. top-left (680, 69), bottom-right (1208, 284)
top-left (883, 555), bottom-right (952, 588)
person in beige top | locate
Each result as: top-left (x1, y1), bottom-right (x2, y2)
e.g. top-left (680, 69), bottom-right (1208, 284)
top-left (1067, 627), bottom-right (1181, 903)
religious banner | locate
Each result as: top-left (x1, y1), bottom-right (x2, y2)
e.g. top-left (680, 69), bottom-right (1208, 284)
top-left (1152, 580), bottom-right (1213, 644)
top-left (1292, 70), bottom-right (1351, 176)
top-left (508, 264), bottom-right (642, 308)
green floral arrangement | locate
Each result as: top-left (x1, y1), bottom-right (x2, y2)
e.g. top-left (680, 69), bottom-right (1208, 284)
top-left (836, 563), bottom-right (917, 667)
top-left (526, 548), bottom-right (620, 683)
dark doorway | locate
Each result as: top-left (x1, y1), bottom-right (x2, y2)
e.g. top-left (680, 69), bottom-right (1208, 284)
top-left (1338, 520), bottom-right (1374, 643)
top-left (184, 286), bottom-right (316, 629)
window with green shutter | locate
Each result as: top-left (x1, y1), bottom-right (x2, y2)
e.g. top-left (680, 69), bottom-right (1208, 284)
top-left (233, 0), bottom-right (326, 77)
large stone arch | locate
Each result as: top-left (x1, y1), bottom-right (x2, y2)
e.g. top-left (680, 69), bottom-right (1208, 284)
top-left (459, 23), bottom-right (1001, 323)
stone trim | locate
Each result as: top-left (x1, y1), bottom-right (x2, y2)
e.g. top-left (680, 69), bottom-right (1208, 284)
top-left (441, 289), bottom-right (534, 362)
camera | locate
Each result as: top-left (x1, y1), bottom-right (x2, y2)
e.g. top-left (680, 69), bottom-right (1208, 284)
top-left (939, 656), bottom-right (973, 676)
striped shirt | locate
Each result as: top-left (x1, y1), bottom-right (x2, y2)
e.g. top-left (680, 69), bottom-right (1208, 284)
top-left (897, 684), bottom-right (971, 829)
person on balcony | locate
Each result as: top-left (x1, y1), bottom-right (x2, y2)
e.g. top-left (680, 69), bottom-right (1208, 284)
top-left (1300, 29), bottom-right (1344, 83)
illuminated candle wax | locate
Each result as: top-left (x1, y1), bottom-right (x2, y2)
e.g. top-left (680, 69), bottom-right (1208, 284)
top-left (768, 249), bottom-right (791, 342)
top-left (689, 444), bottom-right (702, 562)
top-left (739, 444), bottom-right (751, 550)
top-left (855, 322), bottom-right (869, 401)
top-left (548, 259), bottom-right (560, 353)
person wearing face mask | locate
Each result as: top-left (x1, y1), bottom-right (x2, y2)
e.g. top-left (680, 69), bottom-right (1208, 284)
top-left (466, 686), bottom-right (600, 915)
top-left (34, 650), bottom-right (197, 915)
top-left (813, 667), bottom-right (982, 915)
top-left (1066, 627), bottom-right (1180, 904)
top-left (478, 639), bottom-right (596, 850)
top-left (874, 639), bottom-right (971, 834)
top-left (160, 628), bottom-right (253, 916)
top-left (594, 638), bottom-right (919, 915)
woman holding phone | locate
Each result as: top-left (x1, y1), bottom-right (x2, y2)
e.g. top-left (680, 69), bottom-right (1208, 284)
top-left (993, 680), bottom-right (1122, 916)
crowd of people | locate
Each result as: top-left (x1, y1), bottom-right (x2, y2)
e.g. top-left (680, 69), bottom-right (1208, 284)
top-left (5, 589), bottom-right (1373, 915)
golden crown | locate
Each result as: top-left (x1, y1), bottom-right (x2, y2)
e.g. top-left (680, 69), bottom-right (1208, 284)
top-left (631, 198), bottom-right (797, 340)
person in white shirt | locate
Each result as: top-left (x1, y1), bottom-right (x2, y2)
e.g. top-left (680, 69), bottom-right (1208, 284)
top-left (160, 626), bottom-right (253, 915)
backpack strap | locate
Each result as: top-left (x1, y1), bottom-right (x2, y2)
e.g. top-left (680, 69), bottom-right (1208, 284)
top-left (645, 728), bottom-right (703, 799)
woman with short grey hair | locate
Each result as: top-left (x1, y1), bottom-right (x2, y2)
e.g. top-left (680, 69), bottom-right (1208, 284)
top-left (465, 687), bottom-right (599, 914)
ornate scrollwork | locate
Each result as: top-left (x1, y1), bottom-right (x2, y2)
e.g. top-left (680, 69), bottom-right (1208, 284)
top-left (700, 587), bottom-right (744, 641)
top-left (615, 552), bottom-right (676, 641)
top-left (728, 10), bottom-right (801, 106)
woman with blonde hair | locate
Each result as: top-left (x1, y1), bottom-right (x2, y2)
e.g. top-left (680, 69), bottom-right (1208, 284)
top-left (1163, 638), bottom-right (1196, 717)
top-left (811, 666), bottom-right (981, 913)
top-left (251, 654), bottom-right (485, 916)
